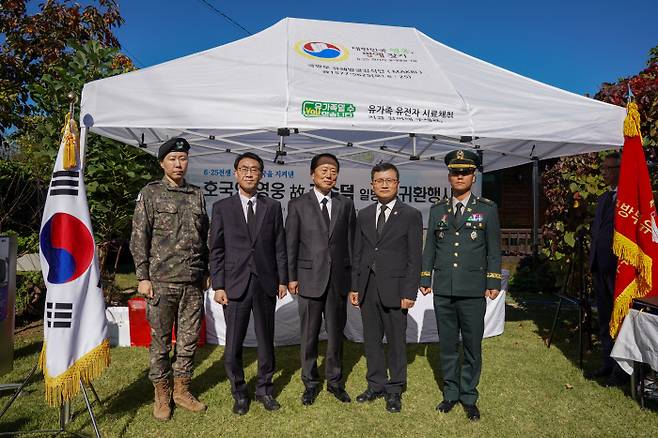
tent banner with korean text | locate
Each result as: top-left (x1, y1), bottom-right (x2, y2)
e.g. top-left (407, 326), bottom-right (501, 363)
top-left (38, 115), bottom-right (110, 406)
top-left (187, 161), bottom-right (465, 224)
top-left (610, 102), bottom-right (658, 338)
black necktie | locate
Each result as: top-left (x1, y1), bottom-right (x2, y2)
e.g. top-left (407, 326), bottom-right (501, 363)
top-left (454, 202), bottom-right (464, 222)
top-left (377, 204), bottom-right (387, 236)
top-left (321, 198), bottom-right (330, 231)
top-left (247, 200), bottom-right (256, 238)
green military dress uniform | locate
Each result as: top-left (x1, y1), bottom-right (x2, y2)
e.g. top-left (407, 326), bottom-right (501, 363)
top-left (420, 150), bottom-right (501, 406)
top-left (130, 176), bottom-right (209, 383)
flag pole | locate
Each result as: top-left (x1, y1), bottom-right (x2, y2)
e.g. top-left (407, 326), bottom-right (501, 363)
top-left (73, 92), bottom-right (103, 434)
top-left (79, 380), bottom-right (101, 438)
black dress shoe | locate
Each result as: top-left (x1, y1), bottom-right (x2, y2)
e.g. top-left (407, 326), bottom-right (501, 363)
top-left (302, 387), bottom-right (319, 405)
top-left (327, 387), bottom-right (352, 403)
top-left (356, 388), bottom-right (385, 403)
top-left (462, 403), bottom-right (480, 421)
top-left (256, 394), bottom-right (281, 411)
top-left (584, 367), bottom-right (613, 379)
top-left (436, 399), bottom-right (458, 413)
top-left (232, 397), bottom-right (250, 415)
top-left (385, 393), bottom-right (401, 413)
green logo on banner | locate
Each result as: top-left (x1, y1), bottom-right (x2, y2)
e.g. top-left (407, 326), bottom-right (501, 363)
top-left (302, 100), bottom-right (356, 118)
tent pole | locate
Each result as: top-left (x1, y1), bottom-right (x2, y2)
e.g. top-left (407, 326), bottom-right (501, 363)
top-left (79, 126), bottom-right (88, 170)
top-left (275, 127), bottom-right (289, 164)
top-left (532, 157), bottom-right (539, 258)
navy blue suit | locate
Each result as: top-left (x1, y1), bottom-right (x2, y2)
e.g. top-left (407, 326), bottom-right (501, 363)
top-left (209, 194), bottom-right (287, 399)
top-left (589, 190), bottom-right (617, 371)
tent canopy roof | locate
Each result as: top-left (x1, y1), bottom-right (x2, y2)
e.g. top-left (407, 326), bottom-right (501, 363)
top-left (80, 17), bottom-right (625, 171)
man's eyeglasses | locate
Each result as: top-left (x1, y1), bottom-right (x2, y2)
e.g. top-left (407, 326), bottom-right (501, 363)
top-left (372, 178), bottom-right (398, 185)
top-left (237, 166), bottom-right (261, 174)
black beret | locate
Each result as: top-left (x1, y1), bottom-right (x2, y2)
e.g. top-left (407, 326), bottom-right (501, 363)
top-left (158, 138), bottom-right (190, 160)
top-left (444, 149), bottom-right (480, 172)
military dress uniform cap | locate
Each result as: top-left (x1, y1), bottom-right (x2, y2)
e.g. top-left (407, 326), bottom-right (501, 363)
top-left (444, 149), bottom-right (480, 173)
top-left (158, 137), bottom-right (190, 160)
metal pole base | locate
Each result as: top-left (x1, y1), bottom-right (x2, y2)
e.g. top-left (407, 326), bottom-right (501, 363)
top-left (0, 357), bottom-right (103, 437)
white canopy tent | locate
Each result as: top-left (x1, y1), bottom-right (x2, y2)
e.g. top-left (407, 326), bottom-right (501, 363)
top-left (81, 18), bottom-right (627, 345)
top-left (80, 17), bottom-right (625, 172)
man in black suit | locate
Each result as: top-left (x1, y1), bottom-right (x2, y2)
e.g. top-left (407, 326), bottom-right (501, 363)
top-left (286, 153), bottom-right (356, 405)
top-left (209, 152), bottom-right (288, 415)
top-left (587, 151), bottom-right (623, 385)
top-left (349, 163), bottom-right (423, 413)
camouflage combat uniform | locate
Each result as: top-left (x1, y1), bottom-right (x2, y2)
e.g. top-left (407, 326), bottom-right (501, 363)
top-left (130, 177), bottom-right (209, 383)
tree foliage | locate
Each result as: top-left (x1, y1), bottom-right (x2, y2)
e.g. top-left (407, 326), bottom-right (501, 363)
top-left (541, 152), bottom-right (604, 262)
top-left (8, 39), bottom-right (160, 273)
top-left (0, 0), bottom-right (123, 131)
top-left (542, 45), bottom-right (658, 268)
top-left (0, 158), bottom-right (46, 236)
top-left (594, 46), bottom-right (658, 150)
top-left (1, 2), bottom-right (160, 314)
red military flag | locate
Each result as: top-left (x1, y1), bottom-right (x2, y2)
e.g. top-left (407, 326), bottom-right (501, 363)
top-left (610, 102), bottom-right (658, 338)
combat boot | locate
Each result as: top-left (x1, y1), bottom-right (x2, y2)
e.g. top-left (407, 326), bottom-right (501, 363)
top-left (173, 376), bottom-right (207, 412)
top-left (153, 379), bottom-right (172, 421)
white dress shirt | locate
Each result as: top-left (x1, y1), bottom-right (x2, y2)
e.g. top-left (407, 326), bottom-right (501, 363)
top-left (239, 192), bottom-right (258, 222)
top-left (375, 198), bottom-right (397, 228)
top-left (313, 187), bottom-right (332, 219)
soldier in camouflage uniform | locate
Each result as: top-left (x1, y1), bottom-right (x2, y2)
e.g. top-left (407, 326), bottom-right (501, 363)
top-left (130, 137), bottom-right (209, 421)
top-left (419, 149), bottom-right (501, 422)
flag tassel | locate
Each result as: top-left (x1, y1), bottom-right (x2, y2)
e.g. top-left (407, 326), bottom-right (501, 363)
top-left (610, 280), bottom-right (638, 338)
top-left (39, 339), bottom-right (111, 407)
top-left (623, 101), bottom-right (642, 138)
top-left (613, 231), bottom-right (653, 290)
top-left (61, 112), bottom-right (79, 170)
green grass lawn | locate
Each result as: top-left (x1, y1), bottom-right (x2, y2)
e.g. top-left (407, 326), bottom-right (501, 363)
top-left (113, 272), bottom-right (138, 292)
top-left (2, 292), bottom-right (657, 437)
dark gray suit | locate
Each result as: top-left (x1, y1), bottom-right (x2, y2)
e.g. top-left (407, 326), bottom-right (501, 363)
top-left (286, 190), bottom-right (356, 390)
top-left (209, 194), bottom-right (287, 399)
top-left (590, 190), bottom-right (617, 371)
top-left (352, 199), bottom-right (422, 394)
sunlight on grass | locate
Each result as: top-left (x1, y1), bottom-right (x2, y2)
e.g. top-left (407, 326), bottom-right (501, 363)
top-left (1, 293), bottom-right (656, 437)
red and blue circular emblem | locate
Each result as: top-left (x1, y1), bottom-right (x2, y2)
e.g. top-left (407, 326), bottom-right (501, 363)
top-left (40, 213), bottom-right (94, 284)
top-left (294, 41), bottom-right (349, 61)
